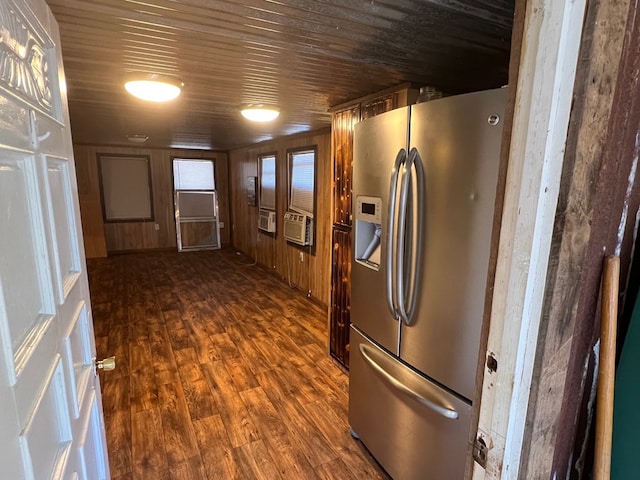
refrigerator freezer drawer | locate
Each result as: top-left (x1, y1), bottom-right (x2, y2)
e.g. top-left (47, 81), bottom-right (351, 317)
top-left (349, 327), bottom-right (472, 480)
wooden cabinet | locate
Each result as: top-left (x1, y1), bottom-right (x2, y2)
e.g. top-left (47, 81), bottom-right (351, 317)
top-left (329, 84), bottom-right (418, 367)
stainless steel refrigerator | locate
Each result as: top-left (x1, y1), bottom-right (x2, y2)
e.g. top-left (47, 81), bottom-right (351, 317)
top-left (349, 88), bottom-right (506, 479)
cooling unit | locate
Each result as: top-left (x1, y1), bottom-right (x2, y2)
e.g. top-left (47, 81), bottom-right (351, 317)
top-left (283, 211), bottom-right (313, 246)
top-left (258, 208), bottom-right (277, 233)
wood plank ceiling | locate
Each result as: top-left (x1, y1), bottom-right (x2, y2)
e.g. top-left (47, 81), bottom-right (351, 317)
top-left (44, 0), bottom-right (514, 150)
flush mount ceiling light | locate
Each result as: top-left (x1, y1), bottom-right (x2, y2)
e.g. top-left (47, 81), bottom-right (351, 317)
top-left (124, 74), bottom-right (182, 102)
top-left (126, 134), bottom-right (149, 144)
top-left (240, 104), bottom-right (280, 122)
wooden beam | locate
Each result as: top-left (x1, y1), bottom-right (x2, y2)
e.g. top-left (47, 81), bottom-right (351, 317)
top-left (473, 0), bottom-right (587, 478)
top-left (517, 0), bottom-right (631, 476)
top-left (469, 0), bottom-right (526, 474)
top-left (549, 0), bottom-right (640, 473)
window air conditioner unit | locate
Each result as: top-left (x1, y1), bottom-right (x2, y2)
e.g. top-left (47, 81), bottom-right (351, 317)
top-left (283, 211), bottom-right (313, 246)
top-left (258, 208), bottom-right (276, 233)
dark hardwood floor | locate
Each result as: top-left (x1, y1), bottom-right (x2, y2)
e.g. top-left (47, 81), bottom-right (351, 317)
top-left (88, 249), bottom-right (387, 480)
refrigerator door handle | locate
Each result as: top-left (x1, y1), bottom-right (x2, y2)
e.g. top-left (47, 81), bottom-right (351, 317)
top-left (395, 147), bottom-right (417, 325)
top-left (401, 148), bottom-right (425, 326)
top-left (386, 148), bottom-right (407, 319)
top-left (359, 343), bottom-right (459, 419)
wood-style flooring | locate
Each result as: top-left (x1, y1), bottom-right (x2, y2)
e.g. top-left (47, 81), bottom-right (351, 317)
top-left (88, 249), bottom-right (388, 480)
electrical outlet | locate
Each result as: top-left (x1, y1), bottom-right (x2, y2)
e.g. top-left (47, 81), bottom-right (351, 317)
top-left (299, 251), bottom-right (303, 262)
top-left (154, 223), bottom-right (160, 231)
top-left (219, 222), bottom-right (225, 228)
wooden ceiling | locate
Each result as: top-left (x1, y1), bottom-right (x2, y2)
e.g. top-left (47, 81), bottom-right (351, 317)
top-left (44, 0), bottom-right (514, 150)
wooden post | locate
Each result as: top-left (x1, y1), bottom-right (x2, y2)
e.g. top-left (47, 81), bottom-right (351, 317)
top-left (594, 255), bottom-right (620, 480)
top-left (474, 0), bottom-right (588, 476)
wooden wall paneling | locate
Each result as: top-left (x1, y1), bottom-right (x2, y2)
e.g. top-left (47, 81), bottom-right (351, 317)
top-left (72, 145), bottom-right (230, 255)
top-left (152, 150), bottom-right (174, 249)
top-left (210, 150), bottom-right (230, 246)
top-left (328, 82), bottom-right (418, 116)
top-left (314, 134), bottom-right (332, 306)
top-left (329, 227), bottom-right (352, 366)
top-left (276, 138), bottom-right (290, 280)
top-left (360, 95), bottom-right (394, 120)
top-left (228, 147), bottom-right (258, 259)
top-left (74, 144), bottom-right (108, 258)
top-left (332, 106), bottom-right (360, 227)
top-left (228, 129), bottom-right (332, 307)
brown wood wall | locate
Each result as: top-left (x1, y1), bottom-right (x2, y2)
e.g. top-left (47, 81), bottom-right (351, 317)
top-left (74, 144), bottom-right (230, 257)
top-left (228, 129), bottom-right (332, 307)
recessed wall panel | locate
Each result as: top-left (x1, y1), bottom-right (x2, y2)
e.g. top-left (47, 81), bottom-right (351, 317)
top-left (77, 391), bottom-right (106, 480)
top-left (0, 97), bottom-right (30, 151)
top-left (0, 151), bottom-right (54, 378)
top-left (19, 359), bottom-right (72, 480)
top-left (62, 303), bottom-right (92, 417)
top-left (45, 156), bottom-right (80, 302)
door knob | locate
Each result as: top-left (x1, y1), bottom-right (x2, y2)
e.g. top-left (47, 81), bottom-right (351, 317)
top-left (96, 356), bottom-right (116, 371)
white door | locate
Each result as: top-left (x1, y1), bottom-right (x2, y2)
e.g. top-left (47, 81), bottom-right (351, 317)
top-left (173, 158), bottom-right (221, 251)
top-left (0, 1), bottom-right (111, 479)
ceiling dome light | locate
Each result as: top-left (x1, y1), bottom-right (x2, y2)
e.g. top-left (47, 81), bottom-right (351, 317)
top-left (124, 74), bottom-right (182, 102)
top-left (240, 104), bottom-right (280, 122)
top-left (126, 134), bottom-right (149, 144)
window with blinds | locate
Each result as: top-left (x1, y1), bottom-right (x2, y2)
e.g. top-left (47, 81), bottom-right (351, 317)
top-left (259, 154), bottom-right (276, 210)
top-left (288, 149), bottom-right (316, 217)
top-left (173, 158), bottom-right (215, 190)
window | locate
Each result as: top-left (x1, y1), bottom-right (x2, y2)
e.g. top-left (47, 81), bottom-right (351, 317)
top-left (259, 154), bottom-right (276, 210)
top-left (284, 147), bottom-right (316, 253)
top-left (173, 158), bottom-right (215, 190)
top-left (98, 155), bottom-right (153, 222)
top-left (172, 158), bottom-right (220, 251)
top-left (288, 148), bottom-right (316, 217)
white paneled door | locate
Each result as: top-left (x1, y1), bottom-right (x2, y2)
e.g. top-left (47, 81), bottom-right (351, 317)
top-left (0, 1), bottom-right (110, 479)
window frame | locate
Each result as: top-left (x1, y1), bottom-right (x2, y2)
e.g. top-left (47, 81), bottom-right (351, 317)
top-left (258, 152), bottom-right (277, 211)
top-left (258, 152), bottom-right (278, 237)
top-left (287, 146), bottom-right (317, 217)
top-left (286, 145), bottom-right (317, 253)
top-left (171, 157), bottom-right (220, 251)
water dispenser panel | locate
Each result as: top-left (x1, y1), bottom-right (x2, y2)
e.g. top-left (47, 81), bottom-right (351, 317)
top-left (356, 196), bottom-right (382, 224)
top-left (355, 196), bottom-right (382, 270)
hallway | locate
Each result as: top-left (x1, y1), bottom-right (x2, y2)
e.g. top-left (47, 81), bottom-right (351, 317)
top-left (88, 249), bottom-right (387, 479)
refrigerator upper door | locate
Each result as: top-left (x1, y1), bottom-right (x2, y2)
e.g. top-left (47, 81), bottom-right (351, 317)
top-left (402, 88), bottom-right (506, 401)
top-left (352, 106), bottom-right (410, 355)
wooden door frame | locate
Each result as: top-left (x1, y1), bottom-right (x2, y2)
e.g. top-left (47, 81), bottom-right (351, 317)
top-left (473, 0), bottom-right (588, 478)
top-left (521, 0), bottom-right (640, 476)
